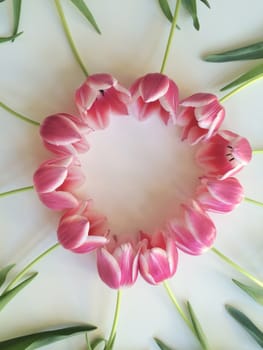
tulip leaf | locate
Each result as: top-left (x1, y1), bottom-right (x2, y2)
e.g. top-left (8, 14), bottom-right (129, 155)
top-left (220, 62), bottom-right (263, 91)
top-left (69, 0), bottom-right (101, 34)
top-left (158, 0), bottom-right (173, 23)
top-left (200, 0), bottom-right (210, 8)
top-left (232, 279), bottom-right (263, 306)
top-left (12, 0), bottom-right (22, 37)
top-left (182, 0), bottom-right (200, 30)
top-left (186, 301), bottom-right (209, 350)
top-left (0, 264), bottom-right (15, 288)
top-left (0, 273), bottom-right (38, 312)
top-left (204, 41), bottom-right (263, 62)
top-left (0, 31), bottom-right (23, 43)
top-left (154, 337), bottom-right (174, 350)
top-left (225, 304), bottom-right (263, 347)
top-left (0, 324), bottom-right (96, 350)
top-left (90, 336), bottom-right (106, 349)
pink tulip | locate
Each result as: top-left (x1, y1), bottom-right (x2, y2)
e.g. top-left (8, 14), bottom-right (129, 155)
top-left (75, 73), bottom-right (131, 129)
top-left (178, 93), bottom-right (225, 144)
top-left (196, 130), bottom-right (252, 180)
top-left (97, 238), bottom-right (140, 289)
top-left (33, 156), bottom-right (84, 210)
top-left (168, 200), bottom-right (216, 255)
top-left (139, 231), bottom-right (178, 285)
top-left (196, 177), bottom-right (244, 213)
top-left (40, 113), bottom-right (91, 155)
top-left (129, 73), bottom-right (179, 124)
top-left (57, 201), bottom-right (108, 253)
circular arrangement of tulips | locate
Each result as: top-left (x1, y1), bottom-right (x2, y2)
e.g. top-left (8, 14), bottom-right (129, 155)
top-left (33, 72), bottom-right (252, 289)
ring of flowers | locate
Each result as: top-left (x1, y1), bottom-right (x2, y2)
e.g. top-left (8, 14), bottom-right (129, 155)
top-left (33, 72), bottom-right (252, 289)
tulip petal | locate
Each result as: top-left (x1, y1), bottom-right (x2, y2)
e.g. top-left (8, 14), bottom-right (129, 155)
top-left (88, 73), bottom-right (116, 90)
top-left (72, 235), bottom-right (108, 253)
top-left (180, 93), bottom-right (216, 107)
top-left (58, 215), bottom-right (90, 249)
top-left (40, 114), bottom-right (81, 145)
top-left (33, 166), bottom-right (68, 193)
top-left (75, 83), bottom-right (98, 112)
top-left (39, 191), bottom-right (78, 210)
top-left (140, 74), bottom-right (169, 103)
top-left (97, 248), bottom-right (121, 289)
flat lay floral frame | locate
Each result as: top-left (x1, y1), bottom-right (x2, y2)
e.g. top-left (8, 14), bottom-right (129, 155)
top-left (0, 1), bottom-right (263, 349)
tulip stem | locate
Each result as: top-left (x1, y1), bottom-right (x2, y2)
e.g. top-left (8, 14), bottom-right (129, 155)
top-left (160, 0), bottom-right (181, 74)
top-left (0, 101), bottom-right (40, 126)
top-left (252, 149), bottom-right (263, 154)
top-left (3, 243), bottom-right (60, 294)
top-left (244, 197), bottom-right (263, 208)
top-left (0, 185), bottom-right (34, 198)
top-left (163, 281), bottom-right (194, 333)
top-left (219, 75), bottom-right (263, 103)
top-left (211, 247), bottom-right (263, 288)
top-left (54, 0), bottom-right (89, 77)
top-left (105, 289), bottom-right (122, 350)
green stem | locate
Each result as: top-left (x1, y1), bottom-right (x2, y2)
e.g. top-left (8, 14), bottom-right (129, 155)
top-left (105, 289), bottom-right (122, 350)
top-left (163, 281), bottom-right (194, 333)
top-left (252, 149), bottom-right (263, 154)
top-left (54, 0), bottom-right (89, 77)
top-left (0, 101), bottom-right (40, 126)
top-left (244, 197), bottom-right (263, 208)
top-left (219, 75), bottom-right (263, 103)
top-left (211, 247), bottom-right (263, 288)
top-left (3, 243), bottom-right (60, 293)
top-left (160, 0), bottom-right (181, 74)
top-left (0, 185), bottom-right (34, 198)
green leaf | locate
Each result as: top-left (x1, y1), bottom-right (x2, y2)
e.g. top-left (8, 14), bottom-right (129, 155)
top-left (69, 0), bottom-right (101, 34)
top-left (200, 0), bottom-right (210, 8)
top-left (12, 0), bottom-right (22, 36)
top-left (0, 273), bottom-right (38, 312)
top-left (158, 0), bottom-right (173, 23)
top-left (90, 336), bottom-right (106, 349)
top-left (0, 324), bottom-right (96, 350)
top-left (233, 279), bottom-right (263, 306)
top-left (220, 63), bottom-right (263, 91)
top-left (154, 337), bottom-right (174, 350)
top-left (186, 301), bottom-right (209, 350)
top-left (0, 264), bottom-right (15, 288)
top-left (0, 31), bottom-right (23, 43)
top-left (225, 304), bottom-right (263, 347)
top-left (182, 0), bottom-right (200, 30)
top-left (204, 41), bottom-right (263, 62)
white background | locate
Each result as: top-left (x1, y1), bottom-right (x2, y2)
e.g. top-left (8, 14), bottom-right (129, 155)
top-left (0, 1), bottom-right (263, 349)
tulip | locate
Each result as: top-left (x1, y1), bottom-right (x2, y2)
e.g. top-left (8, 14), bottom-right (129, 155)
top-left (33, 156), bottom-right (84, 210)
top-left (129, 73), bottom-right (179, 124)
top-left (139, 231), bottom-right (178, 285)
top-left (196, 130), bottom-right (252, 180)
top-left (97, 238), bottom-right (140, 289)
top-left (196, 176), bottom-right (244, 213)
top-left (57, 201), bottom-right (108, 253)
top-left (178, 93), bottom-right (225, 144)
top-left (168, 200), bottom-right (216, 255)
top-left (75, 73), bottom-right (131, 129)
top-left (40, 113), bottom-right (90, 155)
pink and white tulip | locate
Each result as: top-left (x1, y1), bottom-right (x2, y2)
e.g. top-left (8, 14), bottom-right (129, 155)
top-left (75, 73), bottom-right (131, 130)
top-left (196, 130), bottom-right (252, 180)
top-left (57, 201), bottom-right (108, 253)
top-left (139, 231), bottom-right (178, 285)
top-left (33, 156), bottom-right (84, 210)
top-left (168, 200), bottom-right (216, 255)
top-left (40, 113), bottom-right (91, 155)
top-left (97, 238), bottom-right (140, 289)
top-left (129, 73), bottom-right (179, 124)
top-left (178, 93), bottom-right (225, 144)
top-left (196, 177), bottom-right (244, 213)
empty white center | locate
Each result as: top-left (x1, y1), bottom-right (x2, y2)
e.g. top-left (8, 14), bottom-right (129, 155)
top-left (77, 112), bottom-right (202, 236)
